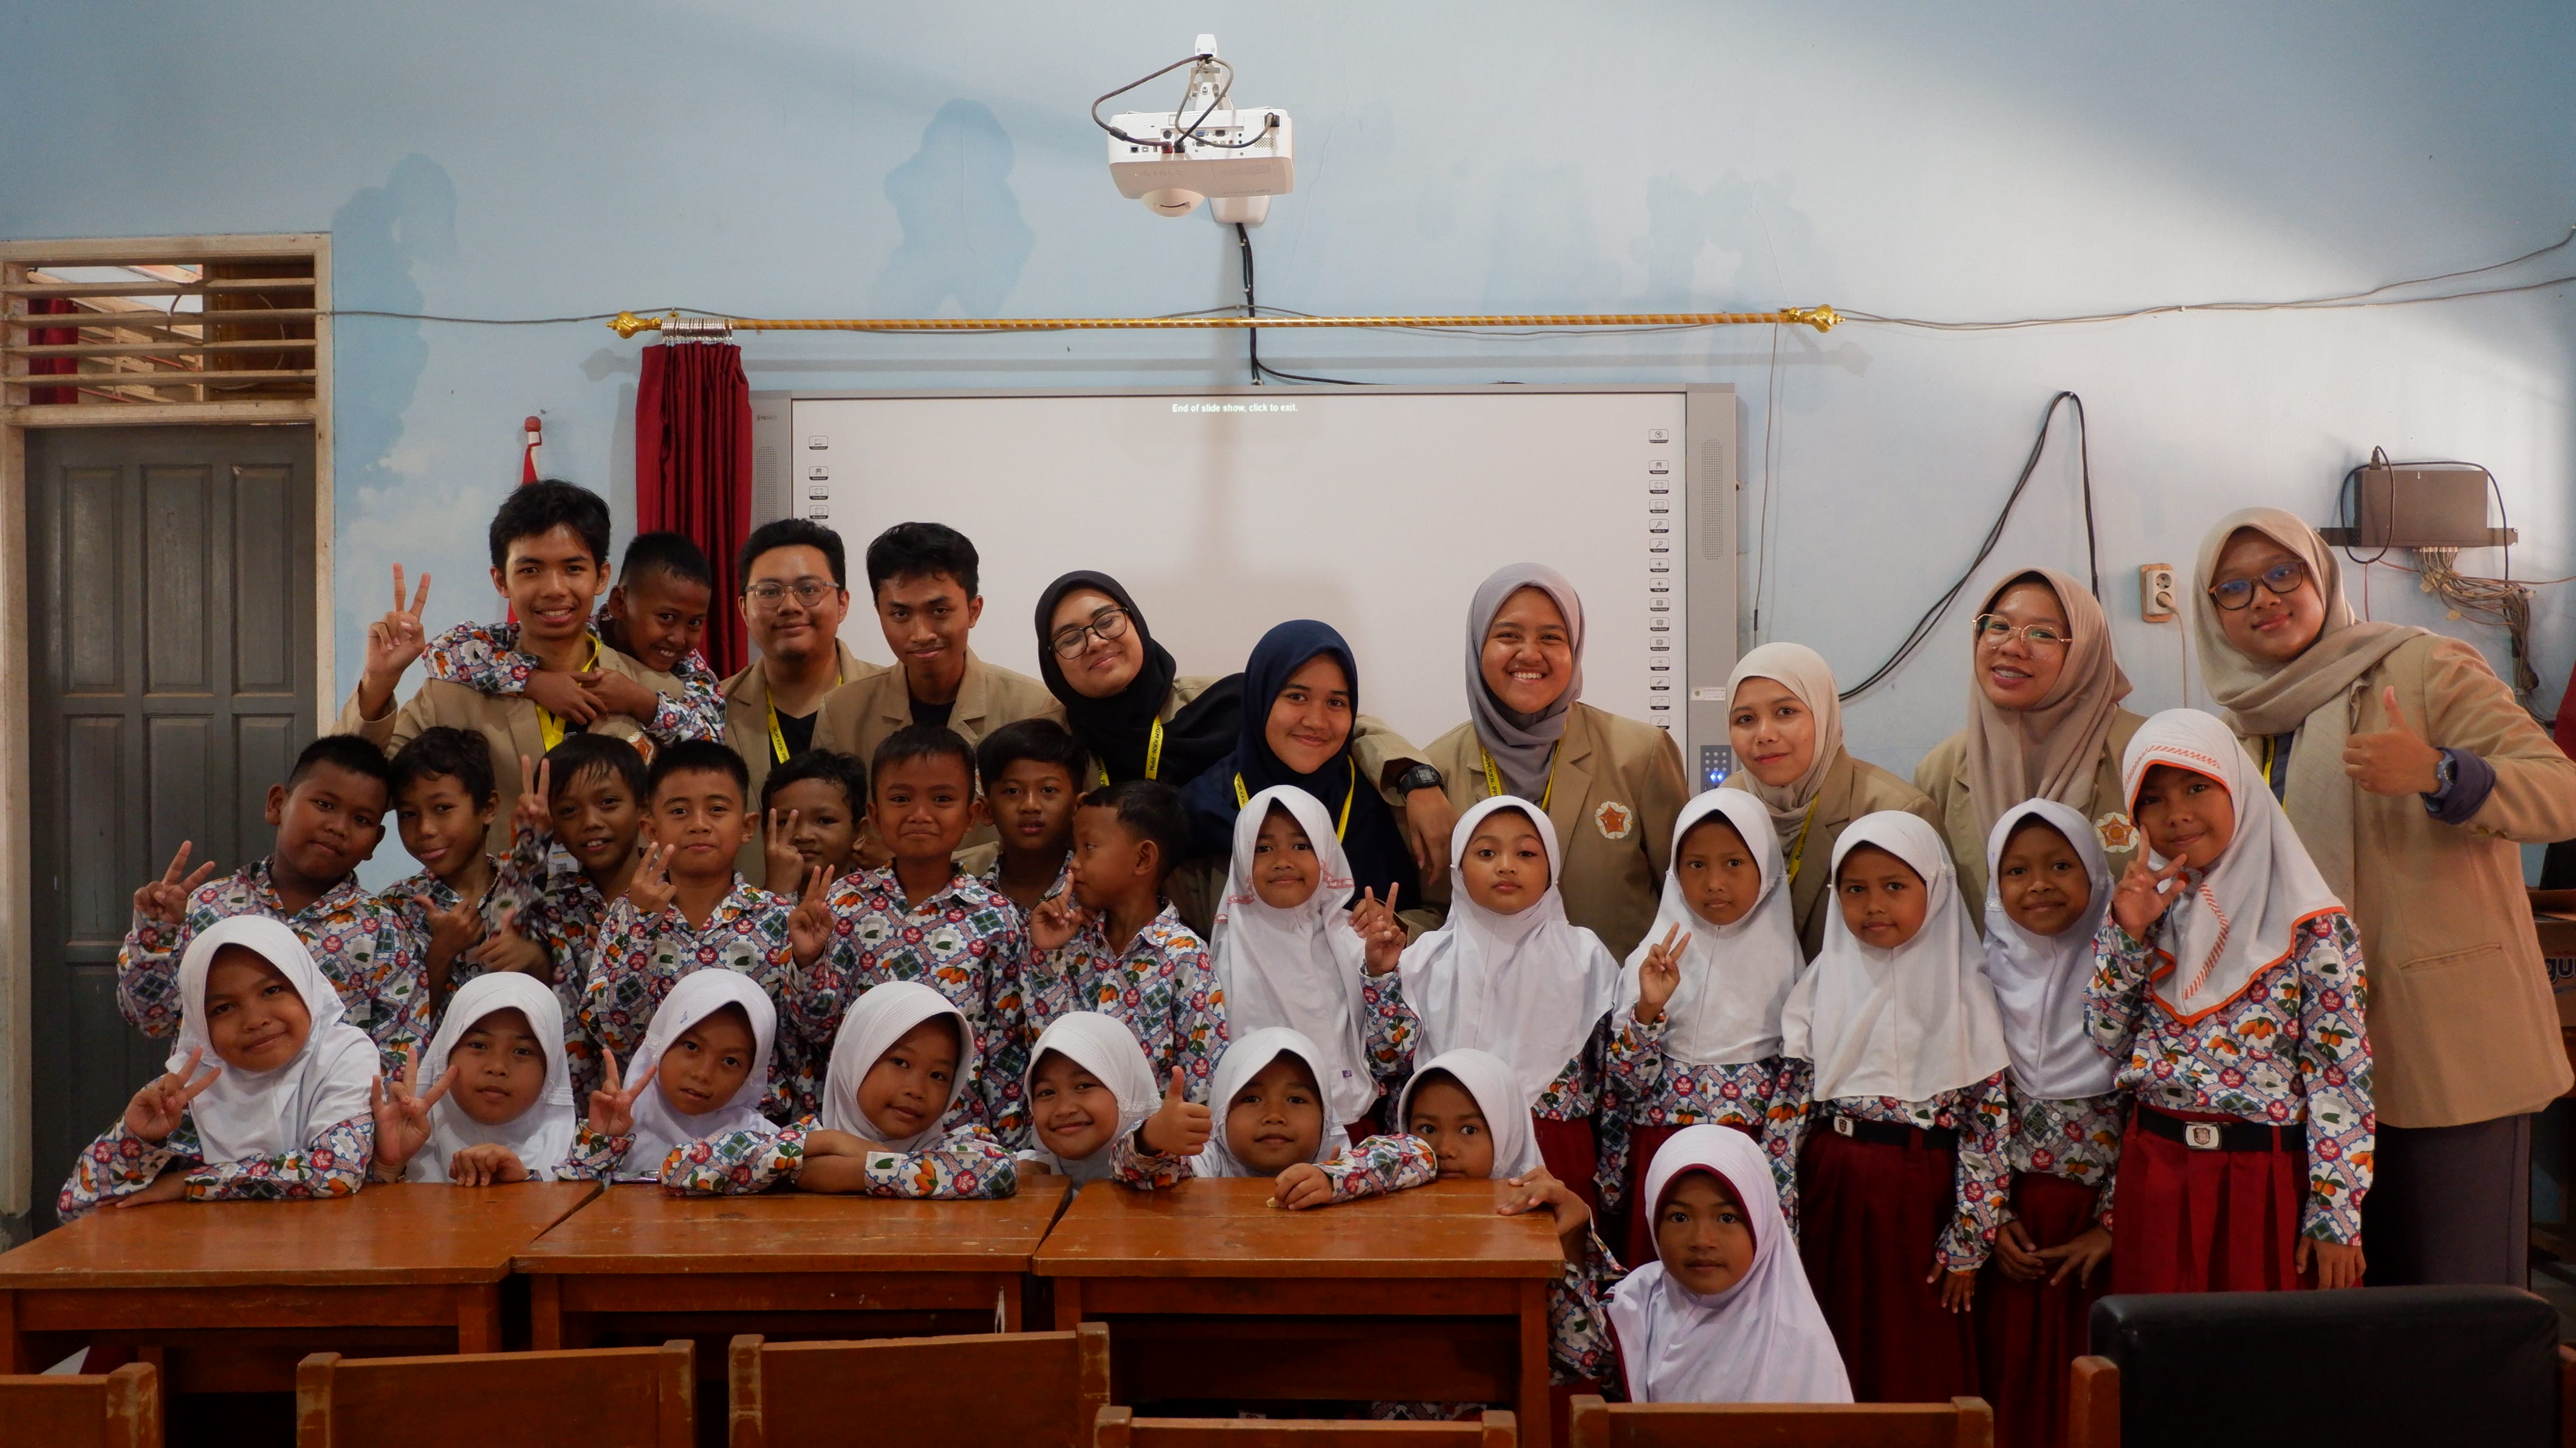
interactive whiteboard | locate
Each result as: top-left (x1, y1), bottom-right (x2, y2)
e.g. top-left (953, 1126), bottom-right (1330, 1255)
top-left (752, 387), bottom-right (1738, 773)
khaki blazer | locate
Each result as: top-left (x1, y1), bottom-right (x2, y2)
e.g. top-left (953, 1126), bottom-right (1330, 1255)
top-left (339, 647), bottom-right (682, 857)
top-left (1915, 708), bottom-right (2147, 910)
top-left (719, 640), bottom-right (883, 878)
top-left (812, 649), bottom-right (1064, 768)
top-left (2252, 634), bottom-right (2576, 1128)
top-left (1750, 753), bottom-right (1941, 960)
top-left (1420, 703), bottom-right (1690, 962)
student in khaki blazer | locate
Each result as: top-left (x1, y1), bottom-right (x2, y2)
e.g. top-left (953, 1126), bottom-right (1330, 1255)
top-left (1418, 565), bottom-right (1689, 961)
top-left (2195, 507), bottom-right (2576, 1287)
top-left (1913, 566), bottom-right (2148, 906)
top-left (721, 519), bottom-right (887, 879)
top-left (813, 524), bottom-right (1064, 766)
top-left (1721, 641), bottom-right (1939, 958)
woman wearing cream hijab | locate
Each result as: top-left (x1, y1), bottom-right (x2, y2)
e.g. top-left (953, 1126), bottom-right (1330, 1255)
top-left (2193, 506), bottom-right (2576, 1288)
top-left (1721, 642), bottom-right (1939, 957)
top-left (1915, 567), bottom-right (2145, 907)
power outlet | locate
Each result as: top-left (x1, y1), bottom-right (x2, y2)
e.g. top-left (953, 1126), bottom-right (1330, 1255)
top-left (2140, 564), bottom-right (2177, 623)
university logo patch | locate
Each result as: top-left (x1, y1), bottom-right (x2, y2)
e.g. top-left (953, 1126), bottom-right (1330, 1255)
top-left (2095, 811), bottom-right (2139, 853)
top-left (1595, 801), bottom-right (1635, 840)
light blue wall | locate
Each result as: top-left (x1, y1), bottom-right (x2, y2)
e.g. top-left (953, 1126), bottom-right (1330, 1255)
top-left (8, 1), bottom-right (2575, 838)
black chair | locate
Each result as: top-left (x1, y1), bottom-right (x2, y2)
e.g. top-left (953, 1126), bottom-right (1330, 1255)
top-left (2068, 1286), bottom-right (2569, 1448)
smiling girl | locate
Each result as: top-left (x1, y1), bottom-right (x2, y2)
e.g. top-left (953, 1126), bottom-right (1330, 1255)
top-left (567, 969), bottom-right (778, 1185)
top-left (1210, 787), bottom-right (1383, 1133)
top-left (371, 972), bottom-right (576, 1185)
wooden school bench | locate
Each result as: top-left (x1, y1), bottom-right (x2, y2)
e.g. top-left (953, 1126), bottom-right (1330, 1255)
top-left (510, 1180), bottom-right (1072, 1350)
top-left (0, 1182), bottom-right (597, 1394)
top-left (1036, 1177), bottom-right (1564, 1448)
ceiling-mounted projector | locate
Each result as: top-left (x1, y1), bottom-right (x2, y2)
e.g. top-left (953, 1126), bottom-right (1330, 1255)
top-left (1098, 35), bottom-right (1294, 225)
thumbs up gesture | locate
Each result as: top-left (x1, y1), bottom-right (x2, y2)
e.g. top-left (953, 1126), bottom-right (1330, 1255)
top-left (1137, 1067), bottom-right (1213, 1158)
top-left (2343, 686), bottom-right (2445, 797)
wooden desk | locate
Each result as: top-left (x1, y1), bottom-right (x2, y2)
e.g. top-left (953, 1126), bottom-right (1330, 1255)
top-left (1035, 1178), bottom-right (1563, 1448)
top-left (512, 1183), bottom-right (1070, 1350)
top-left (0, 1182), bottom-right (596, 1393)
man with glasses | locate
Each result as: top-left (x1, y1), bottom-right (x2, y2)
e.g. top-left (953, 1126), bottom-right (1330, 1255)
top-left (721, 519), bottom-right (886, 876)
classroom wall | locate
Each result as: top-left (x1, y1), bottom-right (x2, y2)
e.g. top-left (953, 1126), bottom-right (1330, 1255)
top-left (6, 1), bottom-right (2575, 895)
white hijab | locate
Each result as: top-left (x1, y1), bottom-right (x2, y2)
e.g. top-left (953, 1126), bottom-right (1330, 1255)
top-left (622, 971), bottom-right (777, 1183)
top-left (1721, 643), bottom-right (1845, 835)
top-left (2121, 708), bottom-right (2343, 1020)
top-left (1021, 1012), bottom-right (1162, 1183)
top-left (1397, 797), bottom-right (1620, 1108)
top-left (1210, 786), bottom-right (1377, 1126)
top-left (407, 972), bottom-right (577, 1183)
top-left (1619, 790), bottom-right (1804, 1066)
top-left (1606, 1125), bottom-right (1852, 1405)
top-left (172, 917), bottom-right (380, 1163)
top-left (1779, 811), bottom-right (2011, 1103)
top-left (1196, 1027), bottom-right (1356, 1178)
top-left (1398, 1049), bottom-right (1545, 1179)
top-left (822, 981), bottom-right (978, 1152)
top-left (1979, 799), bottom-right (2120, 1101)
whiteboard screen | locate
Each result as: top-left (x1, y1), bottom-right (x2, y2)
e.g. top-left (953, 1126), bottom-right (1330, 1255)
top-left (775, 389), bottom-right (1704, 756)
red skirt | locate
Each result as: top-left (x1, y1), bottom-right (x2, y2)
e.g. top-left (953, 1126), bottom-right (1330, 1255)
top-left (1797, 1126), bottom-right (1978, 1403)
top-left (1977, 1172), bottom-right (2106, 1448)
top-left (1532, 1115), bottom-right (1599, 1215)
top-left (2109, 1113), bottom-right (2312, 1294)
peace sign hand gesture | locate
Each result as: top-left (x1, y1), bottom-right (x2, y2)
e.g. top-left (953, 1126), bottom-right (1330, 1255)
top-left (124, 1048), bottom-right (222, 1144)
top-left (1634, 923), bottom-right (1691, 1023)
top-left (368, 1045), bottom-right (457, 1178)
top-left (134, 841), bottom-right (218, 926)
top-left (360, 564), bottom-right (433, 714)
top-left (587, 1049), bottom-right (658, 1138)
top-left (763, 808), bottom-right (806, 894)
top-left (512, 756), bottom-right (555, 851)
top-left (1349, 886), bottom-right (1406, 977)
top-left (2111, 854), bottom-right (2190, 940)
top-left (2345, 685), bottom-right (2446, 797)
top-left (788, 866), bottom-right (837, 968)
top-left (626, 842), bottom-right (677, 917)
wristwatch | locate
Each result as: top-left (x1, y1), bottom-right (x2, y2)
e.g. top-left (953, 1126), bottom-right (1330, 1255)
top-left (1395, 763), bottom-right (1444, 795)
top-left (2430, 749), bottom-right (2458, 797)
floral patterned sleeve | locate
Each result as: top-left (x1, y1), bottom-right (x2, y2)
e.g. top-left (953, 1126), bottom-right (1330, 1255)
top-left (1358, 970), bottom-right (1418, 1087)
top-left (582, 898), bottom-right (671, 1070)
top-left (1766, 1059), bottom-right (1811, 1231)
top-left (642, 652), bottom-right (726, 744)
top-left (115, 884), bottom-right (227, 1039)
top-left (2294, 911), bottom-right (2373, 1245)
top-left (846, 1126), bottom-right (1019, 1200)
top-left (563, 1122), bottom-right (637, 1183)
top-left (1547, 1228), bottom-right (1626, 1384)
top-left (1321, 1134), bottom-right (1437, 1203)
top-left (1108, 1129), bottom-right (1197, 1190)
top-left (1603, 1010), bottom-right (1667, 1103)
top-left (1171, 941), bottom-right (1229, 1098)
top-left (423, 620), bottom-right (531, 694)
top-left (2085, 919), bottom-right (2154, 1064)
top-left (187, 1114), bottom-right (374, 1203)
top-left (58, 1120), bottom-right (191, 1221)
top-left (980, 924), bottom-right (1033, 1150)
top-left (1936, 1073), bottom-right (2013, 1273)
top-left (663, 1124), bottom-right (804, 1196)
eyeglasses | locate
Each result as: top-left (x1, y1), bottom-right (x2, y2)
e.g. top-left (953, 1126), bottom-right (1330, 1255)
top-left (2206, 559), bottom-right (2308, 612)
top-left (745, 579), bottom-right (835, 612)
top-left (1050, 606), bottom-right (1132, 658)
top-left (1971, 615), bottom-right (2071, 650)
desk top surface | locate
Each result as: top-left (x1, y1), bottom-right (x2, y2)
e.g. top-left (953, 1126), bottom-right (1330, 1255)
top-left (0, 1182), bottom-right (600, 1289)
top-left (1033, 1176), bottom-right (1563, 1279)
top-left (512, 1181), bottom-right (1073, 1275)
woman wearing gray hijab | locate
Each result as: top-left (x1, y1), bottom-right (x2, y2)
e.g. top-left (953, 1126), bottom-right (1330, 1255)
top-left (1417, 562), bottom-right (1689, 960)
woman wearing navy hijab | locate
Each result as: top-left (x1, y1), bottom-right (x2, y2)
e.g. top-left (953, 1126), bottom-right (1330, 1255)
top-left (1180, 620), bottom-right (1421, 911)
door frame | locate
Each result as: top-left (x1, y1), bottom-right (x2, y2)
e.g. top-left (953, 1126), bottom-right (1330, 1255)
top-left (0, 233), bottom-right (335, 1221)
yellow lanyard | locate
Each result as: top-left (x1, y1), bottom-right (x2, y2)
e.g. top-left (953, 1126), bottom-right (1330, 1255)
top-left (766, 671), bottom-right (844, 763)
top-left (1237, 757), bottom-right (1356, 839)
top-left (533, 637), bottom-right (604, 753)
top-left (1095, 716), bottom-right (1165, 788)
top-left (1479, 743), bottom-right (1557, 813)
top-left (2259, 734), bottom-right (2277, 788)
top-left (1781, 797), bottom-right (1820, 884)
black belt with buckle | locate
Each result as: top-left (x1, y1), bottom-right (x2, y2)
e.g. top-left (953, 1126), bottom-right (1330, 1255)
top-left (2136, 1105), bottom-right (2306, 1153)
top-left (1823, 1112), bottom-right (1958, 1151)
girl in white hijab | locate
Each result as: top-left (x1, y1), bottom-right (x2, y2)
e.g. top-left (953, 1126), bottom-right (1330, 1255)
top-left (1211, 786), bottom-right (1380, 1132)
top-left (2087, 707), bottom-right (2371, 1297)
top-left (572, 969), bottom-right (778, 1186)
top-left (1778, 811), bottom-right (2012, 1405)
top-left (1016, 1012), bottom-right (1186, 1189)
top-left (374, 972), bottom-right (576, 1185)
top-left (61, 917), bottom-right (379, 1218)
top-left (782, 981), bottom-right (1016, 1198)
top-left (1605, 788), bottom-right (1806, 1256)
top-left (1606, 1124), bottom-right (1851, 1405)
top-left (1721, 643), bottom-right (1941, 957)
top-left (1391, 797), bottom-right (1621, 1211)
top-left (1975, 798), bottom-right (2124, 1442)
top-left (1196, 1027), bottom-right (1436, 1209)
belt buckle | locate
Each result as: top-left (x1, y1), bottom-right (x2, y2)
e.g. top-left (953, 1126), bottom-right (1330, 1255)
top-left (1832, 1116), bottom-right (1855, 1138)
top-left (2183, 1122), bottom-right (2222, 1151)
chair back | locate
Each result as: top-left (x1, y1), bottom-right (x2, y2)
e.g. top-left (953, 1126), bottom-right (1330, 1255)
top-left (1565, 1393), bottom-right (1993, 1447)
top-left (293, 1342), bottom-right (693, 1447)
top-left (1093, 1405), bottom-right (1516, 1446)
top-left (0, 1362), bottom-right (161, 1448)
top-left (730, 1324), bottom-right (1108, 1448)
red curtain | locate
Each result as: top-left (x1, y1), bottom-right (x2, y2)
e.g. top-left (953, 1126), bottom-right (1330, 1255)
top-left (30, 298), bottom-right (80, 404)
top-left (635, 341), bottom-right (753, 678)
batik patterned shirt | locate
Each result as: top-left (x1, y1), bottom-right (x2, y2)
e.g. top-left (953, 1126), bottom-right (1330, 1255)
top-left (2085, 911), bottom-right (2373, 1244)
top-left (666, 1121), bottom-right (1018, 1198)
top-left (117, 860), bottom-right (426, 1071)
top-left (1598, 1008), bottom-right (1786, 1214)
top-left (58, 1113), bottom-right (374, 1220)
top-left (2002, 1085), bottom-right (2126, 1224)
top-left (1029, 903), bottom-right (1228, 1102)
top-left (1773, 1062), bottom-right (2014, 1272)
top-left (424, 613), bottom-right (724, 745)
